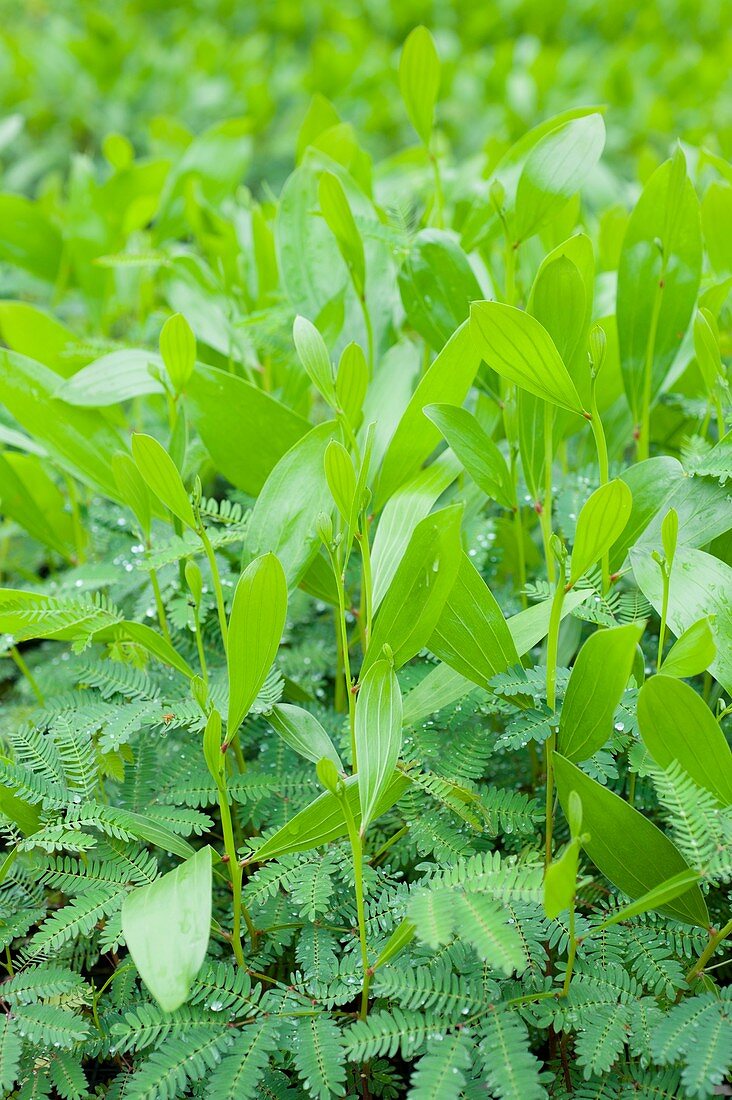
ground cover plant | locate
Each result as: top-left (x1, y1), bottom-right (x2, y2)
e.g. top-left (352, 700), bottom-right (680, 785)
top-left (0, 3), bottom-right (731, 1097)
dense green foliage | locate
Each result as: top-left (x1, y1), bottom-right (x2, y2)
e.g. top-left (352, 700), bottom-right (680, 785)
top-left (0, 3), bottom-right (731, 1098)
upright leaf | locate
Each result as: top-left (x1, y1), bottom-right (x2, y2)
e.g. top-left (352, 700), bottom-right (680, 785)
top-left (227, 554), bottom-right (287, 736)
top-left (131, 433), bottom-right (196, 529)
top-left (399, 26), bottom-right (440, 146)
top-left (293, 314), bottom-right (337, 405)
top-left (559, 623), bottom-right (644, 762)
top-left (356, 659), bottom-right (403, 832)
top-left (569, 479), bottom-right (632, 586)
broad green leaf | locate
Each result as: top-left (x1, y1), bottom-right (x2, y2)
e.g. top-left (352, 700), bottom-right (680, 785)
top-left (661, 618), bottom-right (716, 679)
top-left (693, 307), bottom-right (723, 394)
top-left (252, 771), bottom-right (411, 861)
top-left (160, 313), bottom-right (196, 393)
top-left (356, 659), bottom-right (403, 833)
top-left (544, 839), bottom-right (580, 919)
top-left (324, 439), bottom-right (356, 524)
top-left (610, 456), bottom-right (685, 571)
top-left (377, 321), bottom-right (480, 504)
top-left (372, 918), bottom-right (416, 971)
top-left (638, 676), bottom-right (732, 806)
top-left (371, 451), bottom-right (460, 609)
top-left (398, 229), bottom-right (482, 351)
top-left (107, 622), bottom-right (196, 680)
top-left (0, 787), bottom-right (41, 837)
top-left (121, 846), bottom-right (212, 1012)
top-left (424, 403), bottom-right (514, 509)
top-left (429, 554), bottom-right (520, 690)
top-left (57, 349), bottom-right (165, 406)
top-left (112, 452), bottom-right (152, 538)
top-left (617, 148), bottom-right (703, 421)
top-left (131, 433), bottom-right (196, 529)
top-left (0, 301), bottom-right (77, 376)
top-left (336, 342), bottom-right (368, 426)
top-left (246, 421), bottom-right (337, 587)
top-left (630, 474), bottom-right (732, 560)
top-left (268, 704), bottom-right (342, 770)
top-left (528, 233), bottom-right (595, 387)
top-left (186, 363), bottom-right (309, 496)
top-left (591, 870), bottom-right (702, 933)
top-left (569, 479), bottom-right (632, 586)
top-left (470, 302), bottom-right (585, 415)
top-left (0, 350), bottom-right (128, 501)
top-left (0, 452), bottom-right (77, 558)
top-left (553, 753), bottom-right (709, 927)
top-left (294, 314), bottom-right (336, 406)
top-left (363, 503), bottom-right (463, 674)
top-left (318, 171), bottom-right (365, 296)
top-left (227, 553), bottom-right (287, 735)
top-left (559, 623), bottom-right (644, 762)
top-left (631, 545), bottom-right (732, 695)
top-left (0, 193), bottom-right (62, 282)
top-left (515, 114), bottom-right (605, 241)
top-left (399, 26), bottom-right (440, 146)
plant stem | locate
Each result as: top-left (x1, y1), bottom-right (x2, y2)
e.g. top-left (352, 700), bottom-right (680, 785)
top-left (199, 526), bottom-right (229, 653)
top-left (10, 646), bottom-right (44, 705)
top-left (358, 516), bottom-right (373, 648)
top-left (217, 779), bottom-right (246, 968)
top-left (360, 293), bottom-right (375, 375)
top-left (192, 605), bottom-right (208, 687)
top-left (148, 567), bottom-right (171, 642)
top-left (657, 562), bottom-right (670, 673)
top-left (542, 402), bottom-right (556, 585)
top-left (429, 147), bottom-right (445, 229)
top-left (686, 917), bottom-right (732, 985)
top-left (512, 504), bottom-right (527, 609)
top-left (544, 580), bottom-right (566, 867)
top-left (562, 903), bottom-right (577, 996)
top-left (504, 237), bottom-right (517, 306)
top-left (637, 273), bottom-right (665, 461)
top-left (341, 791), bottom-right (370, 1019)
top-left (329, 547), bottom-right (357, 767)
top-left (589, 380), bottom-right (610, 592)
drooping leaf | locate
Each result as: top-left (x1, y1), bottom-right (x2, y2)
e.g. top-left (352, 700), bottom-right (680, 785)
top-left (553, 753), bottom-right (709, 926)
top-left (268, 705), bottom-right (342, 770)
top-left (121, 846), bottom-right (213, 1012)
top-left (424, 403), bottom-right (514, 509)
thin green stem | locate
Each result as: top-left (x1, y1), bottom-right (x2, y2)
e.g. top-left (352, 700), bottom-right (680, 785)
top-left (657, 564), bottom-right (670, 673)
top-left (512, 505), bottom-right (527, 609)
top-left (541, 402), bottom-right (556, 585)
top-left (686, 917), bottom-right (732, 985)
top-left (428, 147), bottom-right (444, 229)
top-left (199, 527), bottom-right (229, 653)
top-left (192, 606), bottom-right (208, 687)
top-left (637, 274), bottom-right (665, 461)
top-left (329, 547), bottom-right (357, 767)
top-left (217, 779), bottom-right (245, 968)
top-left (503, 237), bottom-right (517, 306)
top-left (590, 380), bottom-right (610, 592)
top-left (360, 293), bottom-right (375, 375)
top-left (341, 791), bottom-right (370, 1020)
top-left (149, 567), bottom-right (171, 642)
top-left (358, 517), bottom-right (373, 648)
top-left (562, 903), bottom-right (577, 996)
top-left (10, 646), bottom-right (44, 706)
top-left (544, 580), bottom-right (566, 868)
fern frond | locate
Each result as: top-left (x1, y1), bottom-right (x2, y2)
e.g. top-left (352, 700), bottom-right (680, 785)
top-left (0, 1016), bottom-right (21, 1096)
top-left (407, 1030), bottom-right (472, 1099)
top-left (123, 1028), bottom-right (234, 1100)
top-left (477, 1005), bottom-right (546, 1099)
top-left (207, 1017), bottom-right (280, 1100)
top-left (292, 1014), bottom-right (346, 1099)
top-left (12, 1002), bottom-right (89, 1049)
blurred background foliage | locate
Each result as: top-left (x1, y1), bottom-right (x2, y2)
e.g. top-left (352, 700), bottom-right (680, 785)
top-left (2, 0), bottom-right (730, 197)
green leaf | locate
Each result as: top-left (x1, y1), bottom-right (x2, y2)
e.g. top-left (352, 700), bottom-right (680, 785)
top-left (569, 479), bottom-right (632, 586)
top-left (247, 421), bottom-right (337, 587)
top-left (356, 659), bottom-right (403, 833)
top-left (293, 314), bottom-right (336, 406)
top-left (0, 451), bottom-right (77, 558)
top-left (0, 1017), bottom-right (21, 1096)
top-left (399, 26), bottom-right (440, 146)
top-left (336, 342), bottom-right (368, 427)
top-left (638, 675), bottom-right (732, 806)
top-left (186, 363), bottom-right (309, 497)
top-left (398, 229), bottom-right (482, 352)
top-left (694, 307), bottom-right (723, 394)
top-left (131, 432), bottom-right (196, 529)
top-left (0, 193), bottom-right (62, 282)
top-left (424, 403), bottom-right (514, 509)
top-left (553, 753), bottom-right (709, 926)
top-left (515, 113), bottom-right (605, 241)
top-left (372, 918), bottom-right (416, 972)
top-left (0, 300), bottom-right (77, 376)
top-left (252, 771), bottom-right (410, 861)
top-left (559, 623), bottom-right (644, 762)
top-left (324, 439), bottom-right (356, 524)
top-left (112, 621), bottom-right (196, 680)
top-left (112, 451), bottom-right (152, 538)
top-left (469, 301), bottom-right (586, 414)
top-left (121, 846), bottom-right (213, 1012)
top-left (57, 349), bottom-right (165, 406)
top-left (617, 148), bottom-right (703, 420)
top-left (429, 553), bottom-right (520, 690)
top-left (660, 617), bottom-right (716, 679)
top-left (268, 704), bottom-right (342, 770)
top-left (377, 321), bottom-right (480, 504)
top-left (160, 313), bottom-right (196, 393)
top-left (591, 869), bottom-right (702, 932)
top-left (631, 545), bottom-right (732, 696)
top-left (544, 838), bottom-right (580, 919)
top-left (227, 553), bottom-right (287, 736)
top-left (318, 170), bottom-right (365, 296)
top-left (363, 503), bottom-right (463, 674)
